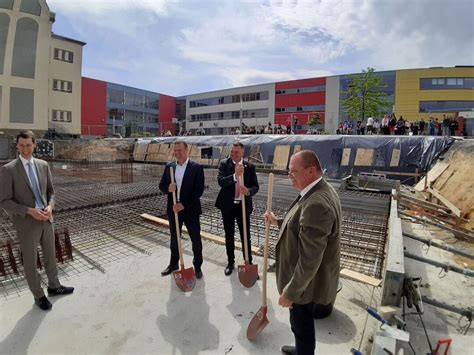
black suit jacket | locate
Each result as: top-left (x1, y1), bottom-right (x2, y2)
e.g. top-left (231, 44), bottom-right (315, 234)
top-left (215, 158), bottom-right (259, 214)
top-left (159, 160), bottom-right (205, 217)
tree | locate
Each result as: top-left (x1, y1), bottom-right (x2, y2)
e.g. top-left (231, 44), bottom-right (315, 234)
top-left (342, 67), bottom-right (390, 121)
top-left (308, 112), bottom-right (321, 126)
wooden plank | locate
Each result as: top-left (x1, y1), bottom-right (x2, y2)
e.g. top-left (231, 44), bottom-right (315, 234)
top-left (140, 213), bottom-right (261, 254)
top-left (415, 162), bottom-right (449, 191)
top-left (341, 148), bottom-right (351, 166)
top-left (340, 268), bottom-right (382, 287)
top-left (273, 145), bottom-right (291, 170)
top-left (373, 170), bottom-right (421, 177)
top-left (145, 143), bottom-right (161, 162)
top-left (390, 149), bottom-right (400, 167)
top-left (354, 148), bottom-right (374, 166)
top-left (426, 187), bottom-right (462, 217)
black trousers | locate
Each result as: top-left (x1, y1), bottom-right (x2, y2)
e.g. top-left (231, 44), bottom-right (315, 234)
top-left (168, 211), bottom-right (203, 270)
top-left (221, 202), bottom-right (252, 264)
top-left (290, 303), bottom-right (316, 355)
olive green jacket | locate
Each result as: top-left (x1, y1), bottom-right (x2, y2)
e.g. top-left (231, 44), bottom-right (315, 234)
top-left (275, 178), bottom-right (341, 305)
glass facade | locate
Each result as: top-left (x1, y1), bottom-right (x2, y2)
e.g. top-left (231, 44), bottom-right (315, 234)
top-left (339, 71), bottom-right (396, 120)
top-left (189, 91), bottom-right (269, 108)
top-left (190, 108), bottom-right (268, 122)
top-left (419, 101), bottom-right (474, 113)
top-left (420, 77), bottom-right (474, 90)
top-left (106, 83), bottom-right (160, 137)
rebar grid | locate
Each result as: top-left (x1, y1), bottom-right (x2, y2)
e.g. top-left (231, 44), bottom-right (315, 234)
top-left (1, 162), bottom-right (389, 300)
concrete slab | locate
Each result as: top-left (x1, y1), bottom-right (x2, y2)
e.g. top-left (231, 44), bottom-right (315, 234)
top-left (0, 237), bottom-right (377, 354)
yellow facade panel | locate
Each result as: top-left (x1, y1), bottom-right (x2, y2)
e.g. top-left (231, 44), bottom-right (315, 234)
top-left (395, 68), bottom-right (474, 121)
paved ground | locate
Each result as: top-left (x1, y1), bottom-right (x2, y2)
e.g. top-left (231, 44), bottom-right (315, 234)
top-left (0, 233), bottom-right (378, 355)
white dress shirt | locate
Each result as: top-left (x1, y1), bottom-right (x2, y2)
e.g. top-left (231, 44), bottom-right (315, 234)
top-left (175, 158), bottom-right (189, 201)
top-left (300, 176), bottom-right (322, 199)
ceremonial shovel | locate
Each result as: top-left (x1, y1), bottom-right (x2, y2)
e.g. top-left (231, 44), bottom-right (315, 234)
top-left (238, 174), bottom-right (258, 288)
top-left (170, 167), bottom-right (195, 292)
top-left (247, 173), bottom-right (274, 340)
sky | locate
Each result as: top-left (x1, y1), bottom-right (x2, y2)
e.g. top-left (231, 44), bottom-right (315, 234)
top-left (47, 0), bottom-right (474, 97)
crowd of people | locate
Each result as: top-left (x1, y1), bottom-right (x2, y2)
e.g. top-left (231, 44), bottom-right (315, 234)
top-left (336, 113), bottom-right (461, 136)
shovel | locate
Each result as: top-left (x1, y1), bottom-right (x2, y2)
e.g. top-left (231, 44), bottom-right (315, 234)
top-left (238, 173), bottom-right (258, 288)
top-left (170, 167), bottom-right (195, 292)
top-left (247, 173), bottom-right (274, 340)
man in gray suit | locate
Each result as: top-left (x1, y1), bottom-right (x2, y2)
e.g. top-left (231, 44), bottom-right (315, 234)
top-left (265, 150), bottom-right (341, 355)
top-left (0, 130), bottom-right (73, 311)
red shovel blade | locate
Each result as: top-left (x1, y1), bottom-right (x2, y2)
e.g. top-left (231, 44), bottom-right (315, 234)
top-left (173, 267), bottom-right (195, 292)
top-left (238, 263), bottom-right (258, 288)
top-left (247, 306), bottom-right (269, 340)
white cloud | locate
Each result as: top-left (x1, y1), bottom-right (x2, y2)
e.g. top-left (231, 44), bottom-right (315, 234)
top-left (46, 0), bottom-right (473, 95)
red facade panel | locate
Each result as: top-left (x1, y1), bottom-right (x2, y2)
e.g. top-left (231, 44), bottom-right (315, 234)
top-left (275, 77), bottom-right (325, 90)
top-left (275, 92), bottom-right (326, 107)
top-left (158, 94), bottom-right (176, 134)
top-left (274, 77), bottom-right (327, 127)
top-left (81, 77), bottom-right (107, 136)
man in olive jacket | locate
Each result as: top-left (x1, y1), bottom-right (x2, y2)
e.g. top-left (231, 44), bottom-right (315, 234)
top-left (266, 150), bottom-right (341, 355)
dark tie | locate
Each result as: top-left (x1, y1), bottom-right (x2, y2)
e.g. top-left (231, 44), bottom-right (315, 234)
top-left (27, 161), bottom-right (44, 209)
top-left (289, 194), bottom-right (301, 210)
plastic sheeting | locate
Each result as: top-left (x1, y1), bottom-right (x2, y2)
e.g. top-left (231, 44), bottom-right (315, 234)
top-left (135, 135), bottom-right (454, 180)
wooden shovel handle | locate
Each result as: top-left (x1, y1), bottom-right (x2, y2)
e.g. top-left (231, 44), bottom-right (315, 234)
top-left (262, 173), bottom-right (274, 306)
top-left (170, 167), bottom-right (185, 269)
top-left (240, 171), bottom-right (250, 264)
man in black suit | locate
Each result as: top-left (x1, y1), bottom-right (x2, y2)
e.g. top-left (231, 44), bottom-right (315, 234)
top-left (159, 141), bottom-right (205, 279)
top-left (215, 142), bottom-right (259, 276)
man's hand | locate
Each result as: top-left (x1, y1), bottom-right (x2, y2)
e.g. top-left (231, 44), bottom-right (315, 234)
top-left (278, 294), bottom-right (293, 309)
top-left (168, 182), bottom-right (177, 193)
top-left (240, 185), bottom-right (249, 196)
top-left (27, 207), bottom-right (49, 221)
top-left (43, 205), bottom-right (53, 219)
top-left (235, 163), bottom-right (244, 177)
top-left (173, 203), bottom-right (184, 213)
top-left (264, 211), bottom-right (278, 226)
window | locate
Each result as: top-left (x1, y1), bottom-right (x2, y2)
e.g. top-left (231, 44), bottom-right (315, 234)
top-left (52, 109), bottom-right (72, 122)
top-left (421, 77), bottom-right (473, 90)
top-left (10, 87), bottom-right (34, 123)
top-left (12, 17), bottom-right (38, 78)
top-left (0, 13), bottom-right (9, 75)
top-left (419, 101), bottom-right (474, 112)
top-left (0, 1), bottom-right (14, 10)
top-left (20, 0), bottom-right (41, 16)
top-left (275, 85), bottom-right (326, 95)
top-left (53, 48), bottom-right (74, 63)
top-left (52, 79), bottom-right (73, 93)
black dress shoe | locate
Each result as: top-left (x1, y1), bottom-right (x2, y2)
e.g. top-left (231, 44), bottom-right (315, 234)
top-left (281, 345), bottom-right (296, 355)
top-left (47, 285), bottom-right (74, 296)
top-left (195, 270), bottom-right (203, 279)
top-left (161, 265), bottom-right (179, 276)
top-left (224, 263), bottom-right (235, 276)
top-left (35, 296), bottom-right (52, 311)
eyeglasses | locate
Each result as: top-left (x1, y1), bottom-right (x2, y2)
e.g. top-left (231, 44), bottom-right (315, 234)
top-left (288, 166), bottom-right (313, 176)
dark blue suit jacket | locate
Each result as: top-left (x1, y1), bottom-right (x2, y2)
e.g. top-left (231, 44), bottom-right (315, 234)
top-left (215, 158), bottom-right (259, 215)
top-left (159, 160), bottom-right (205, 217)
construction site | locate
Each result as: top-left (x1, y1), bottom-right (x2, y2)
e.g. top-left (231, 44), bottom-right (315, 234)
top-left (0, 135), bottom-right (473, 355)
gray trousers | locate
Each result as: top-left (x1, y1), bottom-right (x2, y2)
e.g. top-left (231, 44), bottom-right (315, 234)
top-left (17, 221), bottom-right (60, 298)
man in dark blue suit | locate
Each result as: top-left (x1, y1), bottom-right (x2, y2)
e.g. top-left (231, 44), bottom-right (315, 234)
top-left (215, 142), bottom-right (259, 276)
top-left (159, 141), bottom-right (205, 279)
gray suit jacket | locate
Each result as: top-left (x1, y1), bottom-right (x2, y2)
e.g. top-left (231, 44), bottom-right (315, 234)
top-left (275, 178), bottom-right (341, 305)
top-left (0, 158), bottom-right (55, 233)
